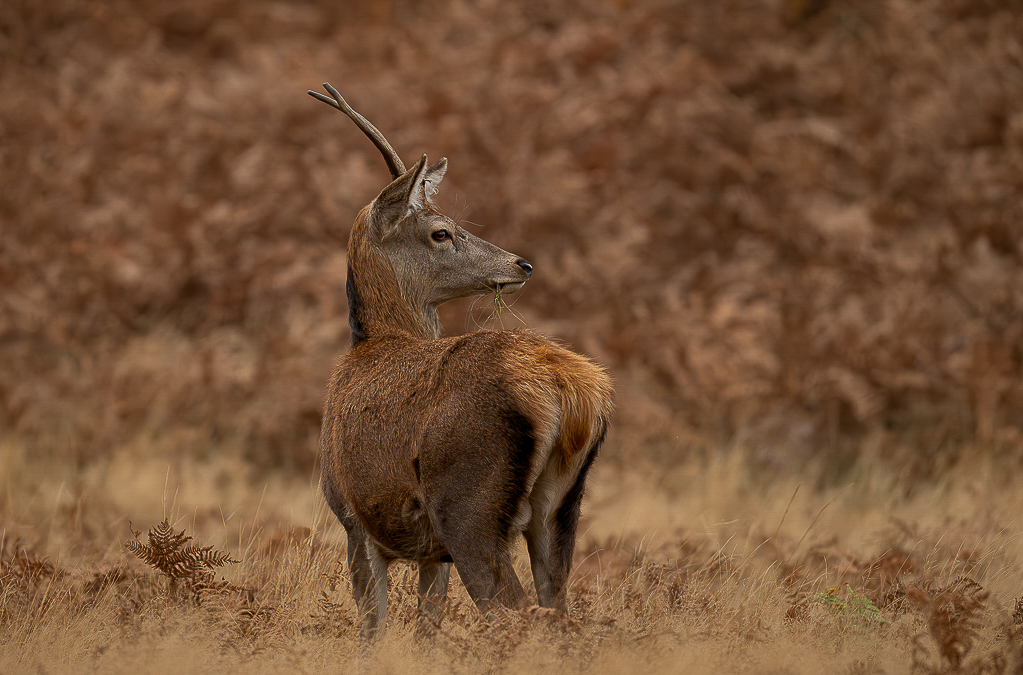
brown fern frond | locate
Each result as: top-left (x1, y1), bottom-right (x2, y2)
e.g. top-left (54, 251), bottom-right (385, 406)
top-left (184, 545), bottom-right (240, 569)
top-left (124, 520), bottom-right (241, 599)
top-left (189, 569), bottom-right (250, 604)
top-left (929, 577), bottom-right (989, 670)
top-left (148, 520), bottom-right (192, 555)
top-left (124, 539), bottom-right (162, 569)
top-left (1, 545), bottom-right (64, 588)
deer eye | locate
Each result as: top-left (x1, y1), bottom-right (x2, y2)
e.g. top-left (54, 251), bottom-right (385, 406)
top-left (431, 229), bottom-right (449, 242)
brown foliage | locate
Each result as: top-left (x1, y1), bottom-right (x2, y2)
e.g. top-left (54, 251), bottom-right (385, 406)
top-left (125, 519), bottom-right (244, 602)
top-left (0, 541), bottom-right (66, 623)
top-left (2, 0), bottom-right (1022, 469)
top-left (905, 577), bottom-right (1023, 675)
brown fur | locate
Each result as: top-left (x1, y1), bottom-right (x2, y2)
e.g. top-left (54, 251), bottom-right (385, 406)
top-left (310, 84), bottom-right (613, 640)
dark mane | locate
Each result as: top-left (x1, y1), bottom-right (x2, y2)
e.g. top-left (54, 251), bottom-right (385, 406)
top-left (346, 263), bottom-right (365, 344)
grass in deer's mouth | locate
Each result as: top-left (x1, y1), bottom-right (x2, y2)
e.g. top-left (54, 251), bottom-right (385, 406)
top-left (494, 284), bottom-right (506, 317)
top-left (487, 283), bottom-right (527, 327)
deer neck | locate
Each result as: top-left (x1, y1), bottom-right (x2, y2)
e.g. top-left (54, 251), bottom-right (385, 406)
top-left (346, 237), bottom-right (440, 343)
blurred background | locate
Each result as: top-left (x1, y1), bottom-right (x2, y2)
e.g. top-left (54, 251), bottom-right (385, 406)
top-left (2, 0), bottom-right (1022, 483)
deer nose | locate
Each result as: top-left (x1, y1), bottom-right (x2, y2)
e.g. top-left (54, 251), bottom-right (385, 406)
top-left (516, 259), bottom-right (533, 277)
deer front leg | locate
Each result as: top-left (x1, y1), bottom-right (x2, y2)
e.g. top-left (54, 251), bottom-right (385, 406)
top-left (415, 561), bottom-right (450, 635)
top-left (344, 520), bottom-right (389, 642)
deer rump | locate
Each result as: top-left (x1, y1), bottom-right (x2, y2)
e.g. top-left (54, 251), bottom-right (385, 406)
top-left (320, 328), bottom-right (611, 602)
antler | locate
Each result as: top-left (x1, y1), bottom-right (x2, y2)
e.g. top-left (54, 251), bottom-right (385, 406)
top-left (308, 83), bottom-right (406, 180)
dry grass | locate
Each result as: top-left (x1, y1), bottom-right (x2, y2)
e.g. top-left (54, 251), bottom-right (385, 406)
top-left (3, 442), bottom-right (1023, 674)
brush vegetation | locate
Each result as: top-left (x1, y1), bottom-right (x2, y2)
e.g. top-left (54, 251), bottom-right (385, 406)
top-left (2, 0), bottom-right (1023, 672)
top-left (2, 0), bottom-right (1021, 471)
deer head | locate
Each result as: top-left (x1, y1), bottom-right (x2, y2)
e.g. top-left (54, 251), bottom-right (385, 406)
top-left (309, 83), bottom-right (532, 342)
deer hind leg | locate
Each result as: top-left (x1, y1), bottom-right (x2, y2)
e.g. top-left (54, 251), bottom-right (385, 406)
top-left (343, 517), bottom-right (389, 642)
top-left (523, 521), bottom-right (565, 612)
top-left (449, 543), bottom-right (526, 617)
top-left (523, 447), bottom-right (600, 613)
top-left (415, 561), bottom-right (450, 635)
top-left (427, 502), bottom-right (526, 616)
top-left (420, 415), bottom-right (535, 617)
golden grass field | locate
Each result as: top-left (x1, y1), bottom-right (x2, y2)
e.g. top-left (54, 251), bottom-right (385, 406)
top-left (3, 438), bottom-right (1022, 674)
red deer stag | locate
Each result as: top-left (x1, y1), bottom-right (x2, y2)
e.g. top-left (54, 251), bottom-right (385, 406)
top-left (309, 83), bottom-right (614, 640)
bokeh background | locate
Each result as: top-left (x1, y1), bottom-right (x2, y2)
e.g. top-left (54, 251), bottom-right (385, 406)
top-left (3, 0), bottom-right (1022, 480)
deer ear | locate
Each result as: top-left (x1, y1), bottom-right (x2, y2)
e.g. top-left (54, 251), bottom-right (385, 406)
top-left (422, 158), bottom-right (447, 202)
top-left (369, 154), bottom-right (430, 239)
top-left (402, 155), bottom-right (448, 209)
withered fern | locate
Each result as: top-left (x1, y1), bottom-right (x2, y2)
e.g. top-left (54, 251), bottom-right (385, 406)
top-left (909, 576), bottom-right (997, 674)
top-left (929, 577), bottom-right (989, 670)
top-left (0, 543), bottom-right (67, 622)
top-left (1, 544), bottom-right (63, 589)
top-left (125, 520), bottom-right (244, 602)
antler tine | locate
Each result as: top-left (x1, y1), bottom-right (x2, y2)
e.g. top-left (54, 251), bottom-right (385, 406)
top-left (308, 83), bottom-right (406, 179)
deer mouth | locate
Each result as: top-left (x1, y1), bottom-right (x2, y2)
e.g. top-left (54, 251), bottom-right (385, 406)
top-left (496, 281), bottom-right (526, 294)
